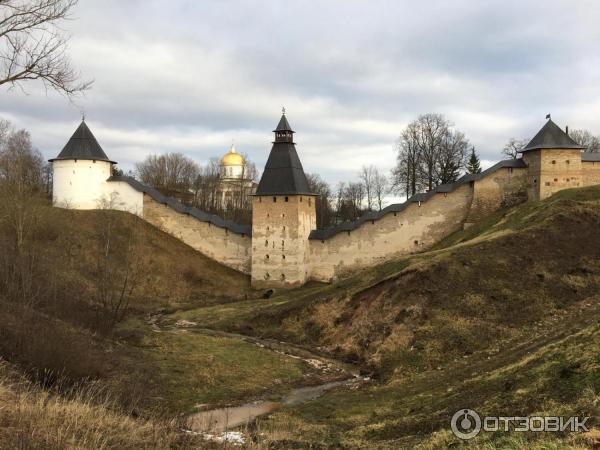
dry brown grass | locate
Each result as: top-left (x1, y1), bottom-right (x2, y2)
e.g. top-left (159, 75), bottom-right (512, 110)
top-left (0, 362), bottom-right (203, 450)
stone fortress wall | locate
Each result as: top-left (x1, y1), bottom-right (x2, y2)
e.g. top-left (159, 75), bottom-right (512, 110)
top-left (51, 117), bottom-right (600, 288)
top-left (308, 161), bottom-right (529, 281)
top-left (58, 154), bottom-right (599, 284)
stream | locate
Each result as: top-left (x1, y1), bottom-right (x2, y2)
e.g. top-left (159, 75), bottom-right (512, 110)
top-left (185, 378), bottom-right (361, 433)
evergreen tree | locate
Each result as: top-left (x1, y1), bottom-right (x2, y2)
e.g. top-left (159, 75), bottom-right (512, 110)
top-left (466, 147), bottom-right (482, 174)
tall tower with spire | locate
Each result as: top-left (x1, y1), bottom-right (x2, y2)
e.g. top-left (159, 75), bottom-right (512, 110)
top-left (251, 111), bottom-right (316, 288)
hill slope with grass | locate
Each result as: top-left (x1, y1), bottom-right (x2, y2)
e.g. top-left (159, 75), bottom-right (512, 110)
top-left (171, 185), bottom-right (600, 448)
top-left (0, 201), bottom-right (335, 448)
top-left (2, 187), bottom-right (600, 448)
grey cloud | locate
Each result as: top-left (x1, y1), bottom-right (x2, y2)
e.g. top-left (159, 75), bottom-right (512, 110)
top-left (1, 0), bottom-right (599, 187)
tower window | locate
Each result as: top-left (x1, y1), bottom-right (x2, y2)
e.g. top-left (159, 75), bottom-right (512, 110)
top-left (545, 182), bottom-right (551, 186)
top-left (280, 274), bottom-right (286, 281)
top-left (300, 197), bottom-right (303, 202)
top-left (554, 178), bottom-right (558, 182)
top-left (265, 240), bottom-right (268, 247)
top-left (273, 197), bottom-right (277, 202)
top-left (566, 160), bottom-right (570, 164)
top-left (259, 197), bottom-right (262, 202)
top-left (283, 226), bottom-right (285, 231)
top-left (266, 254), bottom-right (270, 260)
top-left (285, 196), bottom-right (289, 202)
top-left (282, 254), bottom-right (285, 260)
top-left (552, 160), bottom-right (556, 164)
top-left (281, 240), bottom-right (285, 247)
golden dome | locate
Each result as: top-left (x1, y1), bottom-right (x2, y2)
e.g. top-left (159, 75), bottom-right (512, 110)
top-left (221, 144), bottom-right (245, 166)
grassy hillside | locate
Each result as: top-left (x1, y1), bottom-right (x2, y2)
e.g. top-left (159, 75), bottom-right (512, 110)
top-left (0, 200), bottom-right (329, 448)
top-left (2, 187), bottom-right (600, 448)
top-left (171, 185), bottom-right (600, 448)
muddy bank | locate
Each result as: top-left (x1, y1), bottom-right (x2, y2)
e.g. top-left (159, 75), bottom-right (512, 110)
top-left (186, 378), bottom-right (362, 433)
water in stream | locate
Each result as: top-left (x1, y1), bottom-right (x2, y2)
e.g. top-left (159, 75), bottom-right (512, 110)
top-left (186, 378), bottom-right (357, 433)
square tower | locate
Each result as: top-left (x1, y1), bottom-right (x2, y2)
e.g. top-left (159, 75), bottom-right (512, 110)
top-left (251, 113), bottom-right (316, 288)
top-left (519, 118), bottom-right (586, 201)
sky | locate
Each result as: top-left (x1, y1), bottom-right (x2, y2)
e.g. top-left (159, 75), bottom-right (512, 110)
top-left (2, 0), bottom-right (600, 189)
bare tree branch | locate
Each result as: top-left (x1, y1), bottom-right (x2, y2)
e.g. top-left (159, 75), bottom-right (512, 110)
top-left (0, 0), bottom-right (92, 97)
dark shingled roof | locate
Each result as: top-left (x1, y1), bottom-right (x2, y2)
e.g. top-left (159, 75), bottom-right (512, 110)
top-left (309, 158), bottom-right (527, 240)
top-left (49, 120), bottom-right (116, 163)
top-left (274, 114), bottom-right (294, 132)
top-left (582, 152), bottom-right (600, 162)
top-left (255, 115), bottom-right (314, 196)
top-left (520, 119), bottom-right (586, 153)
top-left (107, 176), bottom-right (251, 236)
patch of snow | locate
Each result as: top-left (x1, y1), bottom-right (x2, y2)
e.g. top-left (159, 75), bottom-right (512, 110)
top-left (182, 429), bottom-right (246, 445)
top-left (175, 319), bottom-right (198, 328)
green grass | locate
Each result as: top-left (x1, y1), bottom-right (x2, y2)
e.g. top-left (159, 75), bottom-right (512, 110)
top-left (119, 318), bottom-right (315, 413)
top-left (253, 305), bottom-right (600, 448)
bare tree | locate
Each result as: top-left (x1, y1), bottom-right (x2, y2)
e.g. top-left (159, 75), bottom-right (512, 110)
top-left (359, 165), bottom-right (376, 211)
top-left (333, 181), bottom-right (346, 224)
top-left (372, 168), bottom-right (388, 211)
top-left (502, 138), bottom-right (528, 159)
top-left (306, 173), bottom-right (333, 228)
top-left (413, 114), bottom-right (448, 191)
top-left (392, 113), bottom-right (468, 196)
top-left (94, 194), bottom-right (146, 333)
top-left (0, 120), bottom-right (46, 306)
top-left (136, 152), bottom-right (199, 198)
top-left (391, 134), bottom-right (421, 198)
top-left (569, 129), bottom-right (600, 153)
top-left (0, 0), bottom-right (92, 96)
top-left (344, 182), bottom-right (365, 220)
top-left (436, 129), bottom-right (469, 184)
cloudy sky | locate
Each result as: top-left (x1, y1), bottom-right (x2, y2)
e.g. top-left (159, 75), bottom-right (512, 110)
top-left (2, 0), bottom-right (600, 188)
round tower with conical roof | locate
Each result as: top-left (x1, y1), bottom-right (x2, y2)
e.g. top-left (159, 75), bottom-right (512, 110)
top-left (251, 112), bottom-right (317, 288)
top-left (50, 119), bottom-right (117, 209)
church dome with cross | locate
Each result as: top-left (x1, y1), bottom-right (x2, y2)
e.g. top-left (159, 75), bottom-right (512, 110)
top-left (220, 144), bottom-right (246, 179)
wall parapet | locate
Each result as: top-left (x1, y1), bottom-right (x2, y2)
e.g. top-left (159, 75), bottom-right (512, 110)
top-left (309, 158), bottom-right (527, 241)
top-left (107, 176), bottom-right (252, 236)
top-left (582, 152), bottom-right (600, 162)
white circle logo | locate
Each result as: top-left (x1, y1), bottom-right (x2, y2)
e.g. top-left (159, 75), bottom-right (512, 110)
top-left (451, 409), bottom-right (482, 440)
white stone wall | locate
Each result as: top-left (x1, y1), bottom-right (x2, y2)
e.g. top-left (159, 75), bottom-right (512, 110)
top-left (102, 181), bottom-right (144, 216)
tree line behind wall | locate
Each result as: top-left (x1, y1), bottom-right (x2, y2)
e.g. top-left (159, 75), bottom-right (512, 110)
top-left (134, 153), bottom-right (258, 225)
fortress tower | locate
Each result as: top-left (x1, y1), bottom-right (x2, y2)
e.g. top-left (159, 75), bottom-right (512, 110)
top-left (50, 119), bottom-right (116, 209)
top-left (519, 118), bottom-right (586, 201)
top-left (250, 112), bottom-right (316, 288)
